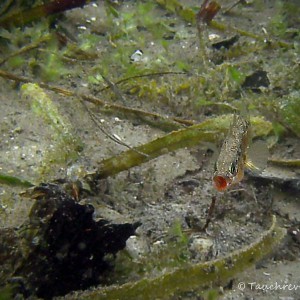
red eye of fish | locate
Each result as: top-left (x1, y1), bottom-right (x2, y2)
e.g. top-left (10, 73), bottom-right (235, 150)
top-left (213, 175), bottom-right (228, 191)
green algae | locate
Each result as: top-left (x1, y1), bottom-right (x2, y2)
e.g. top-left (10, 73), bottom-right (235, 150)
top-left (277, 93), bottom-right (300, 138)
top-left (64, 215), bottom-right (285, 300)
top-left (0, 172), bottom-right (34, 188)
top-left (156, 0), bottom-right (196, 24)
top-left (0, 284), bottom-right (15, 300)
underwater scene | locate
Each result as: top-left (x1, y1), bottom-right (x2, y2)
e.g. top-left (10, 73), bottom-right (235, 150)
top-left (0, 0), bottom-right (299, 299)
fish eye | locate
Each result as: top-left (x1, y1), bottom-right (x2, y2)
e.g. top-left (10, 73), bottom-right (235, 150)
top-left (230, 163), bottom-right (237, 174)
top-left (214, 162), bottom-right (217, 171)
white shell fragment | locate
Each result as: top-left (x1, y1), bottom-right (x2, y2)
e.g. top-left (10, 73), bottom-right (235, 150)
top-left (130, 49), bottom-right (143, 62)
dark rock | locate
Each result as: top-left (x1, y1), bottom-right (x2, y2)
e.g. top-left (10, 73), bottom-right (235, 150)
top-left (242, 70), bottom-right (270, 92)
top-left (212, 35), bottom-right (239, 50)
top-left (5, 183), bottom-right (139, 299)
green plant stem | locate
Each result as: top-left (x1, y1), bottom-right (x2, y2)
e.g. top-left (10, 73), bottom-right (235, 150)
top-left (0, 69), bottom-right (195, 131)
top-left (0, 173), bottom-right (34, 188)
top-left (0, 35), bottom-right (51, 66)
top-left (97, 72), bottom-right (187, 93)
top-left (268, 159), bottom-right (300, 168)
top-left (89, 115), bottom-right (272, 180)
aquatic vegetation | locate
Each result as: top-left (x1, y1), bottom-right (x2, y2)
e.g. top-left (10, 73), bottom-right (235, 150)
top-left (156, 0), bottom-right (196, 24)
top-left (63, 215), bottom-right (285, 300)
top-left (38, 39), bottom-right (69, 82)
top-left (0, 23), bottom-right (69, 82)
top-left (276, 92), bottom-right (300, 138)
top-left (266, 0), bottom-right (300, 39)
top-left (0, 283), bottom-right (15, 300)
top-left (0, 69), bottom-right (195, 132)
top-left (21, 83), bottom-right (83, 177)
top-left (0, 1), bottom-right (298, 299)
top-left (0, 172), bottom-right (33, 187)
top-left (157, 0), bottom-right (292, 48)
top-left (88, 115), bottom-right (272, 180)
top-left (268, 158), bottom-right (300, 168)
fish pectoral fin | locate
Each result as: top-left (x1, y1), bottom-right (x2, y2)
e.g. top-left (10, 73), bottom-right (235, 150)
top-left (246, 139), bottom-right (269, 174)
top-left (245, 159), bottom-right (261, 173)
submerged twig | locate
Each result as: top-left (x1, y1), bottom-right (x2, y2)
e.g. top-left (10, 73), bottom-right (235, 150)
top-left (96, 71), bottom-right (187, 94)
top-left (222, 0), bottom-right (248, 15)
top-left (197, 0), bottom-right (221, 25)
top-left (202, 195), bottom-right (216, 231)
top-left (157, 0), bottom-right (292, 49)
top-left (0, 69), bottom-right (195, 131)
top-left (0, 35), bottom-right (51, 66)
top-left (100, 74), bottom-right (127, 105)
top-left (80, 99), bottom-right (148, 157)
top-left (155, 0), bottom-right (196, 24)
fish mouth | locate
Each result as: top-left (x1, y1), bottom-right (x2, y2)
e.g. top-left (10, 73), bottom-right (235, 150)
top-left (213, 174), bottom-right (232, 191)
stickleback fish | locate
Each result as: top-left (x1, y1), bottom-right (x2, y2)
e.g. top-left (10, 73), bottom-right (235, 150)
top-left (213, 115), bottom-right (267, 192)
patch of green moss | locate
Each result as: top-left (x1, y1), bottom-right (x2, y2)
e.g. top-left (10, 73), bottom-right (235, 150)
top-left (0, 20), bottom-right (49, 47)
top-left (277, 92), bottom-right (300, 137)
top-left (7, 55), bottom-right (25, 68)
top-left (40, 53), bottom-right (66, 82)
top-left (0, 284), bottom-right (15, 300)
top-left (156, 0), bottom-right (195, 24)
top-left (267, 1), bottom-right (288, 38)
top-left (164, 220), bottom-right (190, 264)
top-left (228, 66), bottom-right (245, 85)
top-left (267, 0), bottom-right (300, 40)
top-left (282, 2), bottom-right (300, 30)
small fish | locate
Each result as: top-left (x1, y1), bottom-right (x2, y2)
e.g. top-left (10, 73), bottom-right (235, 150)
top-left (212, 115), bottom-right (268, 192)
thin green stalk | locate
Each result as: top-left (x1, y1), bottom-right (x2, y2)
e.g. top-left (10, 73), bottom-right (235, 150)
top-left (0, 69), bottom-right (194, 131)
top-left (268, 159), bottom-right (300, 168)
top-left (0, 35), bottom-right (51, 66)
top-left (0, 173), bottom-right (34, 188)
top-left (90, 115), bottom-right (272, 180)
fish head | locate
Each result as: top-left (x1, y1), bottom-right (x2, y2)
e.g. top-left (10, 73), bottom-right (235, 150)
top-left (212, 171), bottom-right (233, 191)
top-left (213, 159), bottom-right (244, 191)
